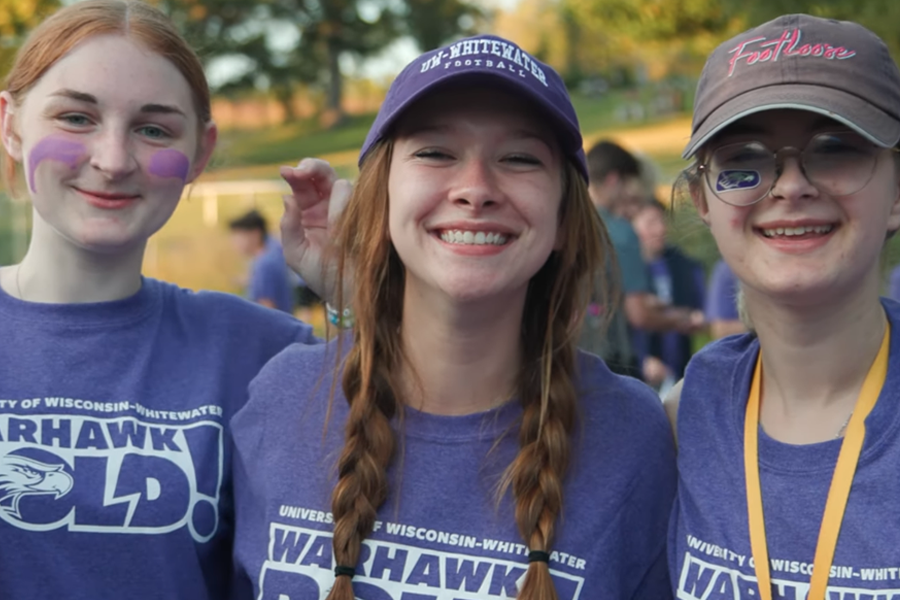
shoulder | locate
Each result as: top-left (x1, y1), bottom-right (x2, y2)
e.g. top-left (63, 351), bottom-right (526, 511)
top-left (151, 278), bottom-right (316, 349)
top-left (576, 351), bottom-right (671, 445)
top-left (885, 298), bottom-right (900, 327)
top-left (234, 339), bottom-right (342, 436)
top-left (251, 338), bottom-right (340, 396)
top-left (600, 210), bottom-right (639, 245)
top-left (678, 333), bottom-right (756, 416)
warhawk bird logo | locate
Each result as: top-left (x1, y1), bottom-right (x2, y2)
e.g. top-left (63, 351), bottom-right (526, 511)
top-left (0, 453), bottom-right (74, 519)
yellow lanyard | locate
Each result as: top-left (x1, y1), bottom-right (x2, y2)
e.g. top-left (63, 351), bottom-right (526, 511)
top-left (744, 323), bottom-right (890, 600)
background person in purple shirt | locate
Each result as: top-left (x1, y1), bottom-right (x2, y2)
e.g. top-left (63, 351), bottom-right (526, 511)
top-left (233, 34), bottom-right (676, 600)
top-left (667, 14), bottom-right (900, 599)
top-left (631, 198), bottom-right (706, 385)
top-left (705, 258), bottom-right (746, 339)
top-left (887, 264), bottom-right (900, 301)
top-left (228, 209), bottom-right (295, 313)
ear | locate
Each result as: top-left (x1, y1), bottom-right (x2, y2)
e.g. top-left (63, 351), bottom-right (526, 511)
top-left (887, 159), bottom-right (900, 235)
top-left (187, 121), bottom-right (218, 183)
top-left (689, 178), bottom-right (711, 226)
top-left (0, 91), bottom-right (23, 162)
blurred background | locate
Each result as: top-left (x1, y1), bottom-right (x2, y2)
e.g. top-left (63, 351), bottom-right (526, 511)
top-left (3, 0), bottom-right (900, 339)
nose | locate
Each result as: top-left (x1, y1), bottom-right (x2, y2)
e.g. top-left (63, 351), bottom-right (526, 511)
top-left (89, 127), bottom-right (137, 180)
top-left (770, 154), bottom-right (819, 201)
top-left (448, 157), bottom-right (503, 211)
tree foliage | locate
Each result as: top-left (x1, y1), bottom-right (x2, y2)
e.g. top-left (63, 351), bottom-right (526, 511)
top-left (0, 0), bottom-right (61, 81)
top-left (159, 0), bottom-right (482, 122)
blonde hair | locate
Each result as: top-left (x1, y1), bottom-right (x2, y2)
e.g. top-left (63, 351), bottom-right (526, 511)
top-left (325, 140), bottom-right (613, 600)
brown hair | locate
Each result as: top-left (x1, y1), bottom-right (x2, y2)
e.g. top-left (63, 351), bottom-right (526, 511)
top-left (326, 139), bottom-right (612, 600)
top-left (2, 0), bottom-right (211, 193)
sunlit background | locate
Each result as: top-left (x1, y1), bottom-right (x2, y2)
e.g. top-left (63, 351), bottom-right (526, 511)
top-left (3, 0), bottom-right (900, 305)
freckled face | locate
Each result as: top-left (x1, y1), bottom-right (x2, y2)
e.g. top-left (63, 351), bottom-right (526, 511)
top-left (3, 34), bottom-right (210, 253)
top-left (387, 88), bottom-right (564, 305)
top-left (696, 109), bottom-right (900, 305)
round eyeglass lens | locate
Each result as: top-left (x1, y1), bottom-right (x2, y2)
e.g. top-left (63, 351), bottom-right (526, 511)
top-left (707, 141), bottom-right (775, 206)
top-left (802, 132), bottom-right (881, 197)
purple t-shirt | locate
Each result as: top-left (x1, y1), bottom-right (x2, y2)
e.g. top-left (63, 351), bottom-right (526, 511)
top-left (888, 265), bottom-right (900, 302)
top-left (705, 260), bottom-right (740, 322)
top-left (249, 238), bottom-right (294, 314)
top-left (232, 342), bottom-right (677, 599)
top-left (670, 299), bottom-right (900, 599)
top-left (0, 278), bottom-right (315, 600)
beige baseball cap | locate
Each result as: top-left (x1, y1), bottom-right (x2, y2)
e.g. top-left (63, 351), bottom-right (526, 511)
top-left (683, 14), bottom-right (900, 159)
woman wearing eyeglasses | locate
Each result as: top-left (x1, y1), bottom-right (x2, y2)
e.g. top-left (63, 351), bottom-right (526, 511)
top-left (667, 14), bottom-right (900, 600)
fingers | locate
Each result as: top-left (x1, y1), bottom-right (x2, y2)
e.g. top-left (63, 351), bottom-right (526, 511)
top-left (280, 158), bottom-right (339, 200)
top-left (280, 193), bottom-right (306, 245)
top-left (327, 179), bottom-right (353, 229)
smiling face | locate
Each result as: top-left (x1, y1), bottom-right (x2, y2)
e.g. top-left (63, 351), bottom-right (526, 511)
top-left (0, 34), bottom-right (215, 254)
top-left (387, 88), bottom-right (563, 305)
top-left (694, 109), bottom-right (900, 306)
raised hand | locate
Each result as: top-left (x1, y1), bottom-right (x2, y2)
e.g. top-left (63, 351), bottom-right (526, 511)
top-left (279, 158), bottom-right (352, 303)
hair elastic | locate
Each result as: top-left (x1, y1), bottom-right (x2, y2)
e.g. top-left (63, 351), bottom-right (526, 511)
top-left (528, 550), bottom-right (551, 564)
top-left (334, 565), bottom-right (355, 579)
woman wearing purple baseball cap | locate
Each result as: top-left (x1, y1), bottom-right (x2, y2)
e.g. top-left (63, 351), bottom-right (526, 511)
top-left (668, 14), bottom-right (900, 600)
top-left (231, 35), bottom-right (676, 599)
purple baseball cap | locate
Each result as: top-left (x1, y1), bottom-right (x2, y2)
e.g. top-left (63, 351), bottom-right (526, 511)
top-left (684, 14), bottom-right (900, 159)
top-left (359, 34), bottom-right (588, 181)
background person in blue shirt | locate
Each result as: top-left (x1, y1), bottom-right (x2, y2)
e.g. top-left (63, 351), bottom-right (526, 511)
top-left (228, 209), bottom-right (294, 313)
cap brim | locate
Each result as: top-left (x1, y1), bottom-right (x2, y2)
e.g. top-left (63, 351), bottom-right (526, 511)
top-left (368, 69), bottom-right (582, 163)
top-left (682, 84), bottom-right (900, 159)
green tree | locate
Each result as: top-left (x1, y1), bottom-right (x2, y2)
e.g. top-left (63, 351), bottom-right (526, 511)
top-left (163, 0), bottom-right (484, 123)
top-left (403, 0), bottom-right (485, 51)
top-left (0, 0), bottom-right (62, 81)
top-left (560, 0), bottom-right (744, 80)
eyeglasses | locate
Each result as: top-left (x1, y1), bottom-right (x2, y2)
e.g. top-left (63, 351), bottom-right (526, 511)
top-left (697, 132), bottom-right (897, 207)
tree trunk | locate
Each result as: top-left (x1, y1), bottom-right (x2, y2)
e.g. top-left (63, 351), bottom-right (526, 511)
top-left (325, 39), bottom-right (345, 126)
top-left (275, 86), bottom-right (297, 122)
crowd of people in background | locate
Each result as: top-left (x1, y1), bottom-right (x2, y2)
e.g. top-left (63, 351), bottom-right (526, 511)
top-left (578, 139), bottom-right (744, 393)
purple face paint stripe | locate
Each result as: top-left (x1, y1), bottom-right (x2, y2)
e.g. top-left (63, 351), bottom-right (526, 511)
top-left (27, 137), bottom-right (87, 193)
top-left (148, 149), bottom-right (190, 183)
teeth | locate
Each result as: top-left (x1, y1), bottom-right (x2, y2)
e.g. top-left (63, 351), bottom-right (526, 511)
top-left (761, 225), bottom-right (834, 238)
top-left (439, 229), bottom-right (509, 246)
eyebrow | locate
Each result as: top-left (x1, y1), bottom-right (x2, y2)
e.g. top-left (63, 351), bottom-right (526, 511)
top-left (50, 89), bottom-right (187, 118)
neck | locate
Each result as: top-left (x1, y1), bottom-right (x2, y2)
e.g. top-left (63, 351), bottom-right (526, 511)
top-left (748, 272), bottom-right (887, 443)
top-left (253, 238), bottom-right (268, 257)
top-left (588, 185), bottom-right (612, 211)
top-left (399, 284), bottom-right (525, 416)
top-left (1, 210), bottom-right (145, 304)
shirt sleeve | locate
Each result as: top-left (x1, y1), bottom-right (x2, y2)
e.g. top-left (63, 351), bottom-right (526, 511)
top-left (705, 260), bottom-right (740, 321)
